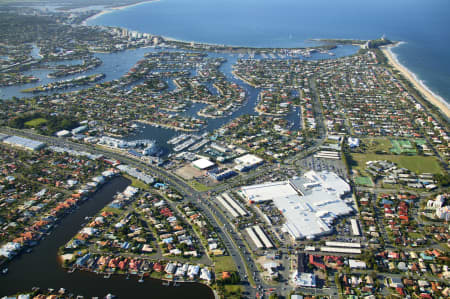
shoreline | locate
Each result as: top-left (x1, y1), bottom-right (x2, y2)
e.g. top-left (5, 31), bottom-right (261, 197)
top-left (60, 260), bottom-right (213, 287)
top-left (80, 2), bottom-right (450, 120)
top-left (81, 0), bottom-right (159, 26)
top-left (381, 44), bottom-right (450, 119)
top-left (81, 2), bottom-right (347, 51)
top-left (136, 120), bottom-right (201, 132)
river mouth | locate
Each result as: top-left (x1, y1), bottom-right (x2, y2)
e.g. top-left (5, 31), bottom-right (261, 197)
top-left (0, 176), bottom-right (214, 299)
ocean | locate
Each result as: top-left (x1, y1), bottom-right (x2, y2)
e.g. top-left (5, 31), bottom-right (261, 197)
top-left (87, 0), bottom-right (450, 105)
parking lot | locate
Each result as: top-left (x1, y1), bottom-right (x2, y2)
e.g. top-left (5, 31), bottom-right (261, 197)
top-left (297, 154), bottom-right (347, 179)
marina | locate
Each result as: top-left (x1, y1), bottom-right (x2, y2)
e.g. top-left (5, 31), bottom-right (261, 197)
top-left (173, 137), bottom-right (200, 152)
top-left (189, 138), bottom-right (210, 151)
top-left (167, 133), bottom-right (189, 145)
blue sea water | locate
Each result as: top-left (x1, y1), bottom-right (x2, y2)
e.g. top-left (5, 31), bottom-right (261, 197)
top-left (88, 0), bottom-right (450, 104)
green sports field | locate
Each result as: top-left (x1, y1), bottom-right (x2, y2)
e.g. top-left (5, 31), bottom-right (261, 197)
top-left (24, 117), bottom-right (47, 128)
top-left (350, 153), bottom-right (443, 175)
top-left (354, 176), bottom-right (374, 186)
top-left (390, 139), bottom-right (417, 155)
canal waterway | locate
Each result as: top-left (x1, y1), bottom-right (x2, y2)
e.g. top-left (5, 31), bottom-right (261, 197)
top-left (125, 45), bottom-right (358, 151)
top-left (0, 176), bottom-right (214, 299)
top-left (0, 43), bottom-right (357, 154)
top-left (88, 0), bottom-right (450, 105)
top-left (0, 47), bottom-right (153, 99)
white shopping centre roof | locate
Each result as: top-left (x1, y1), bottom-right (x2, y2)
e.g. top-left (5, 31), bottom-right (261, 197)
top-left (296, 170), bottom-right (351, 197)
top-left (241, 181), bottom-right (298, 203)
top-left (241, 171), bottom-right (353, 240)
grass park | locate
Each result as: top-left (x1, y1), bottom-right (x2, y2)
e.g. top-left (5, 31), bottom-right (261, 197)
top-left (24, 117), bottom-right (47, 128)
top-left (188, 180), bottom-right (214, 192)
top-left (223, 285), bottom-right (245, 299)
top-left (123, 174), bottom-right (151, 191)
top-left (212, 255), bottom-right (237, 273)
top-left (350, 153), bottom-right (443, 175)
top-left (360, 137), bottom-right (425, 155)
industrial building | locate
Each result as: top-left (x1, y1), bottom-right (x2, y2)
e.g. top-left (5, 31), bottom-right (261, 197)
top-left (325, 241), bottom-right (361, 248)
top-left (245, 225), bottom-right (273, 249)
top-left (314, 150), bottom-right (340, 160)
top-left (350, 219), bottom-right (361, 236)
top-left (216, 192), bottom-right (248, 218)
top-left (192, 158), bottom-right (215, 170)
top-left (319, 246), bottom-right (362, 254)
top-left (207, 168), bottom-right (236, 181)
top-left (234, 154), bottom-right (263, 172)
top-left (240, 171), bottom-right (353, 240)
top-left (2, 135), bottom-right (45, 151)
top-left (252, 225), bottom-right (273, 249)
top-left (71, 125), bottom-right (88, 135)
top-left (55, 129), bottom-right (71, 137)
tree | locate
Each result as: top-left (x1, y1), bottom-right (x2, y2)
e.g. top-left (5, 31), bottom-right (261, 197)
top-left (230, 271), bottom-right (240, 284)
top-left (434, 173), bottom-right (450, 187)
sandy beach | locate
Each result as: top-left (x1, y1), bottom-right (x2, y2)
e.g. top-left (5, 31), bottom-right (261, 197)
top-left (82, 0), bottom-right (158, 26)
top-left (381, 44), bottom-right (450, 119)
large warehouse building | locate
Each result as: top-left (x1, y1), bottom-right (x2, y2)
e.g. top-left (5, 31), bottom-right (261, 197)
top-left (240, 171), bottom-right (353, 240)
top-left (2, 135), bottom-right (45, 151)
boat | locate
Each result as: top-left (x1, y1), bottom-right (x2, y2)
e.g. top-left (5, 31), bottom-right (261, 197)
top-left (189, 138), bottom-right (210, 151)
top-left (173, 137), bottom-right (197, 152)
top-left (141, 140), bottom-right (159, 156)
top-left (167, 133), bottom-right (188, 145)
